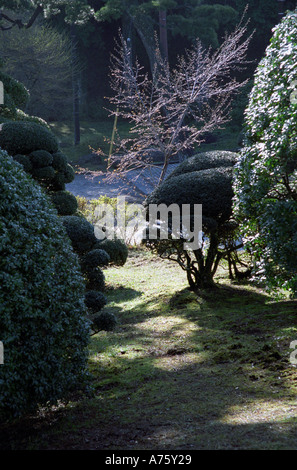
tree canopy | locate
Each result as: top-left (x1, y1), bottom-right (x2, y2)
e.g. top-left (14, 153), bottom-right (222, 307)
top-left (144, 151), bottom-right (245, 290)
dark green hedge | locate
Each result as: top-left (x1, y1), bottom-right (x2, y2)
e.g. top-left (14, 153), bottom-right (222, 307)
top-left (0, 121), bottom-right (59, 155)
top-left (0, 149), bottom-right (90, 418)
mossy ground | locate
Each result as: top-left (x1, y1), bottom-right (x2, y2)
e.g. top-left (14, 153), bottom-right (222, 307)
top-left (2, 247), bottom-right (297, 450)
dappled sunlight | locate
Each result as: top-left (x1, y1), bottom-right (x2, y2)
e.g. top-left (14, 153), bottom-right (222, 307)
top-left (135, 315), bottom-right (201, 337)
top-left (153, 352), bottom-right (205, 371)
top-left (220, 399), bottom-right (297, 426)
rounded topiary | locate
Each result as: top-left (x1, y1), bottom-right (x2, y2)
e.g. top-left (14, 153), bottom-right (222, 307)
top-left (81, 249), bottom-right (110, 274)
top-left (85, 267), bottom-right (105, 291)
top-left (94, 238), bottom-right (128, 266)
top-left (63, 163), bottom-right (75, 184)
top-left (49, 171), bottom-right (66, 191)
top-left (12, 154), bottom-right (33, 173)
top-left (31, 165), bottom-right (56, 185)
top-left (144, 153), bottom-right (238, 289)
top-left (29, 149), bottom-right (53, 168)
top-left (148, 166), bottom-right (235, 232)
top-left (92, 312), bottom-right (117, 332)
top-left (0, 149), bottom-right (90, 418)
top-left (50, 190), bottom-right (78, 216)
top-left (85, 290), bottom-right (107, 314)
top-left (52, 151), bottom-right (68, 171)
top-left (61, 215), bottom-right (97, 254)
top-left (167, 150), bottom-right (237, 180)
top-left (0, 121), bottom-right (59, 155)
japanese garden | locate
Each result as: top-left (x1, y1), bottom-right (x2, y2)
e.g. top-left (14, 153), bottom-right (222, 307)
top-left (1, 0), bottom-right (297, 453)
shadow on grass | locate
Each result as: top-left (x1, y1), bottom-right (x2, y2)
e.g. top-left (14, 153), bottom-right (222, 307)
top-left (2, 282), bottom-right (297, 450)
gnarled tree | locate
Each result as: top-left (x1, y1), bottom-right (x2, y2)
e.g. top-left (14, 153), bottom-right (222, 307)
top-left (144, 151), bottom-right (248, 290)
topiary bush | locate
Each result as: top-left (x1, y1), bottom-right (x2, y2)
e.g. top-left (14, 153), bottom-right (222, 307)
top-left (81, 248), bottom-right (110, 273)
top-left (85, 290), bottom-right (107, 314)
top-left (0, 123), bottom-right (75, 192)
top-left (29, 149), bottom-right (53, 168)
top-left (61, 215), bottom-right (98, 254)
top-left (84, 267), bottom-right (106, 291)
top-left (13, 154), bottom-right (33, 173)
top-left (167, 150), bottom-right (238, 180)
top-left (0, 121), bottom-right (59, 155)
top-left (233, 9), bottom-right (297, 295)
top-left (0, 149), bottom-right (90, 419)
top-left (144, 150), bottom-right (246, 289)
top-left (92, 312), bottom-right (117, 333)
top-left (50, 190), bottom-right (78, 216)
top-left (94, 238), bottom-right (128, 266)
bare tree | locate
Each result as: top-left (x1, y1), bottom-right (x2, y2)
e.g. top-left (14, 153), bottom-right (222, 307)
top-left (105, 18), bottom-right (252, 187)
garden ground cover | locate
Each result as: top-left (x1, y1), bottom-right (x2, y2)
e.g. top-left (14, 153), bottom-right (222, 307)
top-left (2, 247), bottom-right (297, 450)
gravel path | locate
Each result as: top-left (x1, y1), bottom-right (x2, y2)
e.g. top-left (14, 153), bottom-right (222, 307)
top-left (66, 164), bottom-right (179, 202)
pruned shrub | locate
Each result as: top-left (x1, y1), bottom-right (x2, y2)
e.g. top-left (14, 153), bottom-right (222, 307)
top-left (50, 190), bottom-right (78, 216)
top-left (85, 290), bottom-right (107, 314)
top-left (52, 150), bottom-right (68, 171)
top-left (61, 215), bottom-right (97, 254)
top-left (0, 149), bottom-right (90, 419)
top-left (81, 249), bottom-right (110, 273)
top-left (63, 163), bottom-right (75, 183)
top-left (167, 150), bottom-right (238, 180)
top-left (92, 312), bottom-right (117, 332)
top-left (84, 267), bottom-right (105, 291)
top-left (0, 121), bottom-right (58, 155)
top-left (144, 151), bottom-right (246, 289)
top-left (31, 165), bottom-right (56, 185)
top-left (94, 238), bottom-right (128, 266)
top-left (29, 149), bottom-right (53, 168)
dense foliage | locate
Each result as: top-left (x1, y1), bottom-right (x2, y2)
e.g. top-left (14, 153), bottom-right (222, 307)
top-left (233, 9), bottom-right (297, 295)
top-left (144, 151), bottom-right (245, 289)
top-left (0, 150), bottom-right (90, 418)
top-left (94, 238), bottom-right (129, 267)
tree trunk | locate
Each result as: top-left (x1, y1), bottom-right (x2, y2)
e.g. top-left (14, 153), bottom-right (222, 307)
top-left (159, 10), bottom-right (168, 63)
top-left (71, 23), bottom-right (80, 146)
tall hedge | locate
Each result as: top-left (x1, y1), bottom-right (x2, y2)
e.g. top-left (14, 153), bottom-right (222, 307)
top-left (0, 150), bottom-right (90, 418)
top-left (233, 9), bottom-right (297, 294)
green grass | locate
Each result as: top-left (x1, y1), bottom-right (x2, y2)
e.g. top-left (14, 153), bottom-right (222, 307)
top-left (49, 118), bottom-right (131, 167)
top-left (49, 119), bottom-right (241, 171)
top-left (2, 247), bottom-right (297, 450)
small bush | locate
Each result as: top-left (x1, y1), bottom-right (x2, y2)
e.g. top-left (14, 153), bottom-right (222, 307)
top-left (81, 249), bottom-right (110, 273)
top-left (48, 171), bottom-right (66, 191)
top-left (92, 312), bottom-right (117, 332)
top-left (85, 290), bottom-right (107, 313)
top-left (50, 190), bottom-right (78, 216)
top-left (29, 149), bottom-right (53, 168)
top-left (31, 165), bottom-right (56, 185)
top-left (0, 121), bottom-right (58, 155)
top-left (85, 267), bottom-right (106, 291)
top-left (61, 215), bottom-right (97, 254)
top-left (167, 150), bottom-right (237, 180)
top-left (94, 238), bottom-right (128, 266)
top-left (0, 149), bottom-right (90, 418)
top-left (63, 163), bottom-right (75, 184)
top-left (52, 151), bottom-right (68, 171)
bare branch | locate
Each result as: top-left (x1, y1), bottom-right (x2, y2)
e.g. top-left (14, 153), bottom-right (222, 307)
top-left (104, 20), bottom-right (252, 187)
